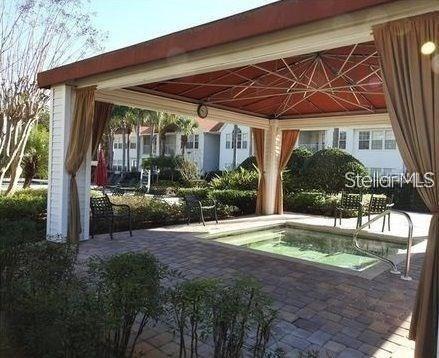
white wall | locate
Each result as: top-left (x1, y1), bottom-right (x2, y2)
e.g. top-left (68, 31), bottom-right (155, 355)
top-left (219, 123), bottom-right (251, 170)
top-left (347, 126), bottom-right (404, 174)
top-left (203, 133), bottom-right (220, 172)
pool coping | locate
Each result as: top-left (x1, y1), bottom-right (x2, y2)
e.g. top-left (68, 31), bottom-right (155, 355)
top-left (197, 220), bottom-right (427, 280)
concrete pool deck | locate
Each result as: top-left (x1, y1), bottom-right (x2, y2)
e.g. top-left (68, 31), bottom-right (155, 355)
top-left (79, 211), bottom-right (431, 357)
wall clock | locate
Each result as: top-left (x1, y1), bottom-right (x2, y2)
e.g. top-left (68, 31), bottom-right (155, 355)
top-left (197, 104), bottom-right (208, 118)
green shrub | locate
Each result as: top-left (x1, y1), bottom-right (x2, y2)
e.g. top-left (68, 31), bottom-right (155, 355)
top-left (108, 196), bottom-right (183, 229)
top-left (176, 158), bottom-right (199, 185)
top-left (238, 156), bottom-right (258, 171)
top-left (288, 147), bottom-right (312, 176)
top-left (89, 252), bottom-right (168, 357)
top-left (176, 187), bottom-right (210, 199)
top-left (302, 148), bottom-right (368, 193)
top-left (209, 189), bottom-right (256, 215)
top-left (168, 277), bottom-right (277, 358)
top-left (210, 167), bottom-right (259, 191)
top-left (0, 189), bottom-right (46, 221)
top-left (284, 192), bottom-right (337, 215)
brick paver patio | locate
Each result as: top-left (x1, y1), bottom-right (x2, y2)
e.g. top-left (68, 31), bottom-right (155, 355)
top-left (78, 217), bottom-right (424, 358)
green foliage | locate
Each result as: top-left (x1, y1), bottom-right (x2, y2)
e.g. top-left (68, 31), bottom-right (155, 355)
top-left (302, 149), bottom-right (368, 194)
top-left (22, 124), bottom-right (49, 185)
top-left (210, 167), bottom-right (259, 191)
top-left (176, 187), bottom-right (210, 199)
top-left (176, 158), bottom-right (199, 185)
top-left (143, 155), bottom-right (179, 170)
top-left (209, 189), bottom-right (257, 215)
top-left (288, 147), bottom-right (312, 176)
top-left (167, 277), bottom-right (277, 358)
top-left (89, 252), bottom-right (168, 357)
top-left (238, 156), bottom-right (258, 171)
top-left (0, 189), bottom-right (46, 221)
top-left (284, 192), bottom-right (337, 216)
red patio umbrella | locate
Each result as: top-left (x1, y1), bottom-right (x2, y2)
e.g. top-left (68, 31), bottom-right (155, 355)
top-left (95, 148), bottom-right (108, 187)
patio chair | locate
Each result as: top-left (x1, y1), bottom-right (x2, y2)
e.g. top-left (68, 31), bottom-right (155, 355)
top-left (334, 192), bottom-right (363, 228)
top-left (90, 194), bottom-right (132, 240)
top-left (184, 195), bottom-right (218, 226)
top-left (362, 194), bottom-right (394, 231)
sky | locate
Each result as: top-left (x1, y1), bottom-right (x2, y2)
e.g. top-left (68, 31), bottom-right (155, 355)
top-left (88, 0), bottom-right (278, 52)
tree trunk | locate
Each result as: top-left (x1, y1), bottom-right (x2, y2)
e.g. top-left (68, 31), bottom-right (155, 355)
top-left (122, 129), bottom-right (126, 172)
top-left (126, 130), bottom-right (131, 171)
top-left (108, 132), bottom-right (114, 170)
top-left (160, 133), bottom-right (166, 156)
top-left (150, 126), bottom-right (155, 158)
top-left (136, 122), bottom-right (141, 171)
top-left (6, 155), bottom-right (23, 196)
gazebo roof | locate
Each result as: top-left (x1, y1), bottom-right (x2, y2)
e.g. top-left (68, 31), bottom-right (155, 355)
top-left (37, 0), bottom-right (394, 89)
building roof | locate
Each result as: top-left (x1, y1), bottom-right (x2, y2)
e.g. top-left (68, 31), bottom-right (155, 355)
top-left (37, 0), bottom-right (395, 88)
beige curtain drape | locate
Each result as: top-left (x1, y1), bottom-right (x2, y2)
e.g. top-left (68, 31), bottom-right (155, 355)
top-left (65, 86), bottom-right (96, 243)
top-left (252, 128), bottom-right (265, 215)
top-left (373, 12), bottom-right (438, 358)
top-left (275, 130), bottom-right (299, 214)
top-left (92, 101), bottom-right (114, 156)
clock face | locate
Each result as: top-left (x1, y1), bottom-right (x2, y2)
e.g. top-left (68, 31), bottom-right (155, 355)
top-left (197, 104), bottom-right (208, 118)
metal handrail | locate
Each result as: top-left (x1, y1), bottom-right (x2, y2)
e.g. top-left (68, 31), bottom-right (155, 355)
top-left (353, 209), bottom-right (414, 280)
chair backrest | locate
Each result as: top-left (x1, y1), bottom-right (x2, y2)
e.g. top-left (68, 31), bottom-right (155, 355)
top-left (368, 194), bottom-right (389, 214)
top-left (184, 195), bottom-right (200, 204)
top-left (112, 187), bottom-right (124, 196)
top-left (340, 192), bottom-right (362, 209)
top-left (90, 195), bottom-right (113, 217)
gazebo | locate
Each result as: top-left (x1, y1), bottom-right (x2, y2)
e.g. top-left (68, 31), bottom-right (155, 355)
top-left (38, 1), bottom-right (438, 356)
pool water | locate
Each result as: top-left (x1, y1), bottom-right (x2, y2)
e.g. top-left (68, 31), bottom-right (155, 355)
top-left (215, 226), bottom-right (406, 271)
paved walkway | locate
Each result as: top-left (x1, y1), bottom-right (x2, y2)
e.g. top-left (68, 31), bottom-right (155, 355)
top-left (79, 212), bottom-right (430, 357)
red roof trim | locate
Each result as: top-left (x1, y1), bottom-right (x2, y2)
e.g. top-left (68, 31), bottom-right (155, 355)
top-left (37, 0), bottom-right (395, 88)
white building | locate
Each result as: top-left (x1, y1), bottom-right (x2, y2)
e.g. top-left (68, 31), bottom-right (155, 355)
top-left (299, 126), bottom-right (405, 175)
top-left (111, 118), bottom-right (223, 174)
top-left (218, 123), bottom-right (252, 170)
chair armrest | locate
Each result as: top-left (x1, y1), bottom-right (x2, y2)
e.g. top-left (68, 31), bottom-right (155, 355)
top-left (200, 199), bottom-right (216, 209)
top-left (386, 203), bottom-right (395, 209)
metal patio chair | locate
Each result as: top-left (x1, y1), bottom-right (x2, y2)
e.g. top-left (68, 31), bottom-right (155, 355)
top-left (90, 194), bottom-right (132, 239)
top-left (184, 195), bottom-right (218, 226)
top-left (334, 192), bottom-right (363, 228)
top-left (362, 194), bottom-right (394, 231)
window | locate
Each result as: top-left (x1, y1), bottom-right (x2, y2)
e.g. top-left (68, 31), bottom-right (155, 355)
top-left (130, 142), bottom-right (136, 149)
top-left (187, 134), bottom-right (199, 149)
top-left (358, 131), bottom-right (370, 150)
top-left (113, 143), bottom-right (118, 149)
top-left (338, 131), bottom-right (346, 149)
top-left (117, 143), bottom-right (122, 149)
top-left (225, 134), bottom-right (231, 149)
top-left (242, 133), bottom-right (248, 149)
top-left (371, 130), bottom-right (384, 150)
top-left (385, 130), bottom-right (396, 149)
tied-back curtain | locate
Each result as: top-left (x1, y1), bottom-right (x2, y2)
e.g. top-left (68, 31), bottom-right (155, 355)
top-left (373, 12), bottom-right (438, 358)
top-left (65, 86), bottom-right (96, 243)
top-left (275, 130), bottom-right (299, 214)
top-left (252, 128), bottom-right (265, 215)
top-left (92, 101), bottom-right (114, 156)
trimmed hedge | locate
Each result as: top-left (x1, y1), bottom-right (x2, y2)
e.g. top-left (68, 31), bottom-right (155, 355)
top-left (176, 187), bottom-right (210, 199)
top-left (209, 189), bottom-right (257, 215)
top-left (284, 192), bottom-right (337, 216)
top-left (302, 148), bottom-right (368, 194)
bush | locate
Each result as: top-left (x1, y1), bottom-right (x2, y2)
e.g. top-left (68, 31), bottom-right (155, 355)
top-left (0, 189), bottom-right (46, 221)
top-left (176, 158), bottom-right (199, 185)
top-left (89, 252), bottom-right (168, 357)
top-left (168, 277), bottom-right (277, 358)
top-left (288, 147), bottom-right (312, 176)
top-left (238, 156), bottom-right (258, 171)
top-left (209, 189), bottom-right (257, 215)
top-left (302, 148), bottom-right (368, 194)
top-left (284, 192), bottom-right (337, 215)
top-left (210, 167), bottom-right (259, 191)
top-left (176, 187), bottom-right (210, 199)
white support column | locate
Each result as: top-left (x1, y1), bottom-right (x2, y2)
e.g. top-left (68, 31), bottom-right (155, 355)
top-left (47, 84), bottom-right (92, 242)
top-left (262, 122), bottom-right (281, 215)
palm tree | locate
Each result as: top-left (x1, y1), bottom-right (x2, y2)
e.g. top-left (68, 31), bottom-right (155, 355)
top-left (111, 106), bottom-right (137, 172)
top-left (177, 117), bottom-right (199, 156)
top-left (156, 112), bottom-right (178, 156)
